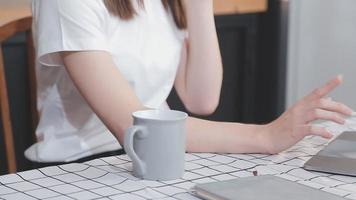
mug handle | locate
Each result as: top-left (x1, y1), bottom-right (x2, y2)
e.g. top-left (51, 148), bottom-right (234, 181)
top-left (124, 126), bottom-right (146, 177)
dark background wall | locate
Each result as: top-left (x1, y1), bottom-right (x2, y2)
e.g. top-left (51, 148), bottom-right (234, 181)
top-left (0, 0), bottom-right (286, 175)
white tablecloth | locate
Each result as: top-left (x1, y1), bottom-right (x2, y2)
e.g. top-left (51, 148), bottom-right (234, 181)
top-left (1, 115), bottom-right (356, 200)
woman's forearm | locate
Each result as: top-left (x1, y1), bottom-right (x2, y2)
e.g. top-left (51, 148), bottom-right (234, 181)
top-left (186, 117), bottom-right (270, 154)
top-left (186, 76), bottom-right (353, 155)
top-left (183, 0), bottom-right (223, 111)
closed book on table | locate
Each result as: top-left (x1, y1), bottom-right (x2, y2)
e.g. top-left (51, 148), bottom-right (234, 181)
top-left (194, 175), bottom-right (344, 200)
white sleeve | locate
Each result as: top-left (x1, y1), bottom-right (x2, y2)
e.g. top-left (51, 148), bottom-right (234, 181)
top-left (33, 0), bottom-right (109, 66)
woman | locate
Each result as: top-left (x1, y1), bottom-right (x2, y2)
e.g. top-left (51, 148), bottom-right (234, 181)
top-left (26, 0), bottom-right (353, 165)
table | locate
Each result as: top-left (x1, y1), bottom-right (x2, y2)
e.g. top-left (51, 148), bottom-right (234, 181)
top-left (1, 115), bottom-right (356, 200)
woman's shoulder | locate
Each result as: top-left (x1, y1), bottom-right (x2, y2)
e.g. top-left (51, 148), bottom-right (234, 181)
top-left (32, 0), bottom-right (106, 8)
top-left (32, 0), bottom-right (111, 67)
top-left (32, 0), bottom-right (108, 19)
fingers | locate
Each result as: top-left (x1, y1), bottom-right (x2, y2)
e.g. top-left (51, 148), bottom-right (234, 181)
top-left (305, 75), bottom-right (343, 101)
top-left (305, 109), bottom-right (345, 124)
top-left (311, 98), bottom-right (353, 116)
top-left (300, 125), bottom-right (333, 139)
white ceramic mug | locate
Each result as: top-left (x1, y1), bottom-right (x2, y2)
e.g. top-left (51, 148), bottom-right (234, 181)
top-left (124, 109), bottom-right (188, 181)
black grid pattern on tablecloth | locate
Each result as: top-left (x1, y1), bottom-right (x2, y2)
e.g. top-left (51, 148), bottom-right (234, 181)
top-left (0, 116), bottom-right (356, 200)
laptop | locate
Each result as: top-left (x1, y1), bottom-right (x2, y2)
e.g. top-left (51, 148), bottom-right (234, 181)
top-left (194, 175), bottom-right (344, 200)
top-left (303, 131), bottom-right (356, 176)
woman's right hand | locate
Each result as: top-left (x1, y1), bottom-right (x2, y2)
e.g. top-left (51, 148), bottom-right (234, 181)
top-left (262, 75), bottom-right (353, 154)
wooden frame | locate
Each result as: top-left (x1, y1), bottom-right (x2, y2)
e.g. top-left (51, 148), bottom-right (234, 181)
top-left (0, 16), bottom-right (37, 173)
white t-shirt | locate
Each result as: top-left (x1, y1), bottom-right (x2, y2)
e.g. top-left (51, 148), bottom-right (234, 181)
top-left (25, 0), bottom-right (185, 162)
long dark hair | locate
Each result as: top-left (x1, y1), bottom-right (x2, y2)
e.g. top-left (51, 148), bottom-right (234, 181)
top-left (103, 0), bottom-right (187, 29)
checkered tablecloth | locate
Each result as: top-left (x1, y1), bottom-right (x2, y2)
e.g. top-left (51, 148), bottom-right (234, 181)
top-left (1, 115), bottom-right (356, 200)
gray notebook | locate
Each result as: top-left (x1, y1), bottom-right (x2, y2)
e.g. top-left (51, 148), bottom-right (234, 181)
top-left (194, 175), bottom-right (344, 200)
top-left (304, 131), bottom-right (356, 176)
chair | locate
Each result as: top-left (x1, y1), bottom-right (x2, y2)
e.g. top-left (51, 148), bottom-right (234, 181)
top-left (0, 14), bottom-right (38, 173)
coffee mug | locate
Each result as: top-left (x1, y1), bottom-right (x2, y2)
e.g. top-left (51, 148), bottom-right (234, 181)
top-left (124, 109), bottom-right (188, 181)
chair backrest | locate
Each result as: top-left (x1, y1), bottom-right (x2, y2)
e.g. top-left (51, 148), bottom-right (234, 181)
top-left (0, 15), bottom-right (38, 173)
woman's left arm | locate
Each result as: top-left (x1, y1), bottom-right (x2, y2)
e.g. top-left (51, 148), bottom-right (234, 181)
top-left (174, 0), bottom-right (223, 115)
